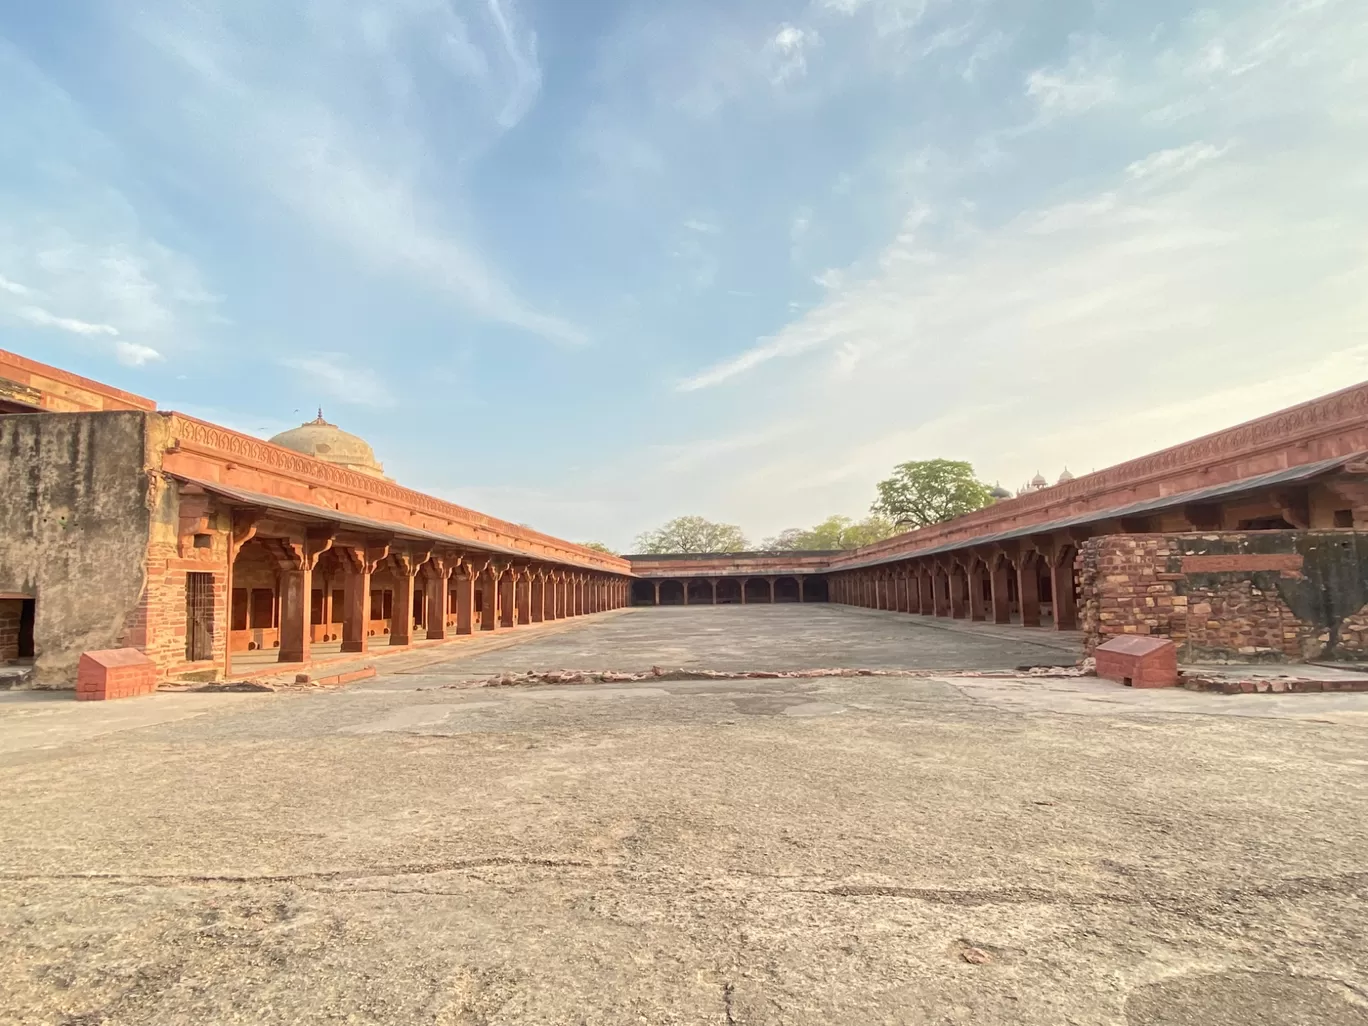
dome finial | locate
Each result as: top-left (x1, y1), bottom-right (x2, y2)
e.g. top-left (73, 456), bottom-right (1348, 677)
top-left (313, 407), bottom-right (326, 424)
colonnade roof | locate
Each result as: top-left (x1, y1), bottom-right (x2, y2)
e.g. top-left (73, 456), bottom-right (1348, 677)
top-left (176, 476), bottom-right (627, 574)
top-left (833, 452), bottom-right (1360, 572)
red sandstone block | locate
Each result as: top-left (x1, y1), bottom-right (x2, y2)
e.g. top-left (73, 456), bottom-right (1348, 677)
top-left (75, 649), bottom-right (157, 701)
top-left (1094, 636), bottom-right (1179, 689)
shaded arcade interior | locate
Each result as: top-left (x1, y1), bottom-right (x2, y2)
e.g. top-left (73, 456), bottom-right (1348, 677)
top-left (631, 575), bottom-right (829, 606)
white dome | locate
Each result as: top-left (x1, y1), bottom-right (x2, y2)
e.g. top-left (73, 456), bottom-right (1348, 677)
top-left (269, 411), bottom-right (386, 478)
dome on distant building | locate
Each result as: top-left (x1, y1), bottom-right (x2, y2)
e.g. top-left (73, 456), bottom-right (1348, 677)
top-left (989, 483), bottom-right (1012, 502)
top-left (1030, 471), bottom-right (1048, 490)
top-left (1057, 467), bottom-right (1075, 484)
top-left (269, 410), bottom-right (386, 478)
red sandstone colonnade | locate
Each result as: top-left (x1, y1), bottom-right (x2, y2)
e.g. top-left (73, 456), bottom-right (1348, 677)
top-left (220, 507), bottom-right (629, 672)
top-left (827, 538), bottom-right (1080, 631)
top-left (630, 574), bottom-right (828, 606)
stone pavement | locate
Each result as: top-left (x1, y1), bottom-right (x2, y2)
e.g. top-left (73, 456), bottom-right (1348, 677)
top-left (2, 605), bottom-right (1367, 1024)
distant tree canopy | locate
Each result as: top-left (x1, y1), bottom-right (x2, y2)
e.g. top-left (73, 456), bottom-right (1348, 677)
top-left (580, 541), bottom-right (618, 555)
top-left (632, 516), bottom-right (750, 554)
top-left (761, 514), bottom-right (899, 551)
top-left (871, 458), bottom-right (992, 529)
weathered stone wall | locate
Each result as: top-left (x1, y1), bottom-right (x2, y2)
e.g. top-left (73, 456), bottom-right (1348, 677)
top-left (0, 412), bottom-right (153, 685)
top-left (1079, 531), bottom-right (1368, 663)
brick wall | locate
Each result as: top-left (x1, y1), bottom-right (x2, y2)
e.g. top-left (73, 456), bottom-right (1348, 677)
top-left (1079, 531), bottom-right (1368, 663)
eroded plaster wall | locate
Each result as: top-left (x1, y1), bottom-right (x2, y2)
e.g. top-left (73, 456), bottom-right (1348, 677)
top-left (0, 412), bottom-right (153, 684)
top-left (1079, 531), bottom-right (1368, 663)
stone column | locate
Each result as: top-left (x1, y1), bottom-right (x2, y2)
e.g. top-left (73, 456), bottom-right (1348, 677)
top-left (340, 544), bottom-right (383, 654)
top-left (279, 531), bottom-right (334, 664)
top-left (1051, 548), bottom-right (1078, 631)
top-left (531, 572), bottom-right (545, 623)
top-left (968, 561), bottom-right (989, 622)
top-left (798, 576), bottom-right (806, 603)
top-left (480, 568), bottom-right (499, 631)
top-left (515, 570), bottom-right (531, 625)
top-left (767, 577), bottom-right (776, 603)
top-left (278, 564), bottom-right (312, 664)
top-left (1016, 552), bottom-right (1042, 628)
top-left (931, 568), bottom-right (949, 617)
top-left (710, 579), bottom-right (718, 604)
top-left (500, 570), bottom-right (517, 628)
top-left (453, 567), bottom-right (475, 635)
top-left (425, 558), bottom-right (452, 640)
top-left (949, 565), bottom-right (969, 619)
top-left (741, 579), bottom-right (749, 605)
top-left (652, 580), bottom-right (661, 607)
top-left (390, 552), bottom-right (424, 646)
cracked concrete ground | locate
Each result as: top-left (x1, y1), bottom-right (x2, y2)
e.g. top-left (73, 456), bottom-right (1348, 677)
top-left (2, 606), bottom-right (1368, 1024)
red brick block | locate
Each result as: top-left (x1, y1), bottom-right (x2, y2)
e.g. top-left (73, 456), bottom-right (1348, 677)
top-left (1094, 636), bottom-right (1179, 689)
top-left (76, 649), bottom-right (158, 701)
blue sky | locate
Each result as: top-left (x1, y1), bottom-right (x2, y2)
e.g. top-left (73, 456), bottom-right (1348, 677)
top-left (2, 0), bottom-right (1366, 549)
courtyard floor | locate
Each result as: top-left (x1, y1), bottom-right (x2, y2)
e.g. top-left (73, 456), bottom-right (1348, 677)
top-left (2, 607), bottom-right (1368, 1024)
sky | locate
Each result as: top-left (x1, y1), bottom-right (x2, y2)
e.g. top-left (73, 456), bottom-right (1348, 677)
top-left (1, 0), bottom-right (1366, 550)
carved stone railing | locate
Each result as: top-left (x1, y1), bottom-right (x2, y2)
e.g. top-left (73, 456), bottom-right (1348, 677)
top-left (163, 412), bottom-right (630, 573)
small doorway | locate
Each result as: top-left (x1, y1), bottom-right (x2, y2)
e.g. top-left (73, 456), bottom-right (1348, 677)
top-left (185, 573), bottom-right (215, 662)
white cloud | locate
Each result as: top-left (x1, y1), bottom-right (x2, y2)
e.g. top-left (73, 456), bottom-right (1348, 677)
top-left (483, 0), bottom-right (543, 128)
top-left (278, 353), bottom-right (395, 408)
top-left (133, 0), bottom-right (580, 345)
top-left (15, 305), bottom-right (119, 337)
top-left (1025, 40), bottom-right (1120, 115)
top-left (684, 218), bottom-right (722, 234)
top-left (764, 24), bottom-right (819, 85)
top-left (115, 341), bottom-right (163, 366)
top-left (0, 42), bottom-right (220, 365)
top-left (1126, 142), bottom-right (1229, 181)
top-left (663, 0), bottom-right (1368, 545)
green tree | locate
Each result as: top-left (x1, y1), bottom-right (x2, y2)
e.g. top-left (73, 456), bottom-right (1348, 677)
top-left (761, 514), bottom-right (899, 551)
top-left (632, 516), bottom-right (750, 554)
top-left (871, 459), bottom-right (992, 529)
top-left (580, 541), bottom-right (618, 555)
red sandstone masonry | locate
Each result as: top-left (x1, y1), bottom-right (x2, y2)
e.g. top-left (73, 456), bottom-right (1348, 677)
top-left (831, 380), bottom-right (1368, 571)
top-left (76, 649), bottom-right (157, 701)
top-left (1078, 531), bottom-right (1368, 663)
top-left (1094, 636), bottom-right (1179, 688)
top-left (0, 347), bottom-right (156, 413)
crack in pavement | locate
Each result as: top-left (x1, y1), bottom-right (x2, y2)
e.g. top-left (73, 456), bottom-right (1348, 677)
top-left (0, 856), bottom-right (600, 886)
top-left (3, 864), bottom-right (1363, 919)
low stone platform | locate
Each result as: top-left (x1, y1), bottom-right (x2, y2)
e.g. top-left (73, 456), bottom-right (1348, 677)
top-left (1181, 664), bottom-right (1368, 695)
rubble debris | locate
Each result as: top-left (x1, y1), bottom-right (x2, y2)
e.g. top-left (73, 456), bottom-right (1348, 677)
top-left (451, 665), bottom-right (1086, 690)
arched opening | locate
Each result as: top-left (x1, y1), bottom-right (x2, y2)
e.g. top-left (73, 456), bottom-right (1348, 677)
top-left (744, 578), bottom-right (772, 604)
top-left (686, 579), bottom-right (713, 604)
top-left (308, 547), bottom-right (347, 644)
top-left (804, 576), bottom-right (829, 602)
top-left (659, 579), bottom-right (686, 606)
top-left (773, 577), bottom-right (801, 603)
top-left (716, 578), bottom-right (743, 604)
top-left (631, 580), bottom-right (656, 606)
top-left (229, 536), bottom-right (281, 653)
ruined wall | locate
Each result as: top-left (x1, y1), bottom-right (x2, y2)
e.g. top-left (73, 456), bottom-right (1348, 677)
top-left (0, 412), bottom-right (153, 685)
top-left (1078, 531), bottom-right (1368, 663)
